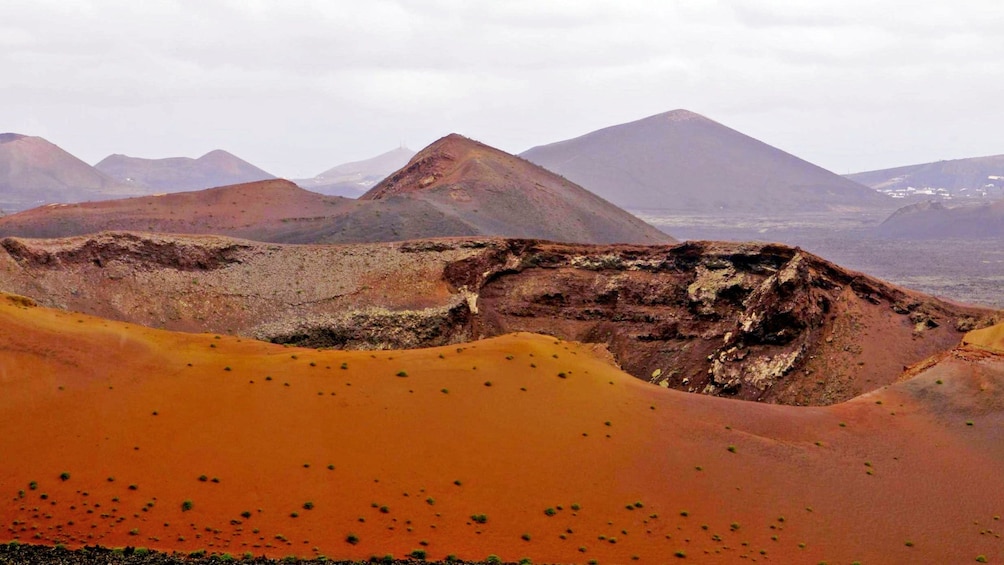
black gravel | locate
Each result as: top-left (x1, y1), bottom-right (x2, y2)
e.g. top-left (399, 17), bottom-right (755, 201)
top-left (0, 544), bottom-right (508, 565)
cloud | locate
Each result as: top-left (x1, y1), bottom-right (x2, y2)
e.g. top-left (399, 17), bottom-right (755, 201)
top-left (0, 0), bottom-right (1001, 176)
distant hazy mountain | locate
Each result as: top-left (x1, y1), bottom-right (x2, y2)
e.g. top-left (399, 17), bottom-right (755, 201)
top-left (296, 147), bottom-right (416, 197)
top-left (0, 133), bottom-right (138, 212)
top-left (362, 133), bottom-right (674, 244)
top-left (876, 199), bottom-right (1004, 238)
top-left (0, 136), bottom-right (673, 246)
top-left (521, 110), bottom-right (892, 213)
top-left (94, 149), bottom-right (275, 192)
top-left (847, 154), bottom-right (1004, 201)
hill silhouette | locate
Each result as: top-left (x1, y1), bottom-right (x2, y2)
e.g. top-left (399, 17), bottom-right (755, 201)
top-left (876, 199), bottom-right (1004, 238)
top-left (362, 134), bottom-right (673, 244)
top-left (847, 154), bottom-right (1004, 199)
top-left (95, 149), bottom-right (275, 192)
top-left (296, 147), bottom-right (416, 197)
top-left (0, 133), bottom-right (137, 212)
top-left (521, 110), bottom-right (892, 213)
top-left (0, 138), bottom-right (673, 246)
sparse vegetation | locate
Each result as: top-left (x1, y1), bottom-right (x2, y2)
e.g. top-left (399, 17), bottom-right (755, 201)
top-left (59, 472), bottom-right (70, 481)
top-left (471, 513), bottom-right (488, 524)
top-left (181, 500), bottom-right (193, 512)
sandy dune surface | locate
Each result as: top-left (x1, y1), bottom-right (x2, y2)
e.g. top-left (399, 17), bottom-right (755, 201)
top-left (1, 294), bottom-right (1003, 563)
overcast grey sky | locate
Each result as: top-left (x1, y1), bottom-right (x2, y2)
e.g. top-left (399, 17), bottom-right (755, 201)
top-left (1, 0), bottom-right (1002, 178)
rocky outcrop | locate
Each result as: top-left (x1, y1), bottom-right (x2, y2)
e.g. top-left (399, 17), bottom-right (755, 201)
top-left (0, 233), bottom-right (996, 405)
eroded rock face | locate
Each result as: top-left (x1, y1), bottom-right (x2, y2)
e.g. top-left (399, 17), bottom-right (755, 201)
top-left (449, 240), bottom-right (998, 405)
top-left (0, 233), bottom-right (996, 405)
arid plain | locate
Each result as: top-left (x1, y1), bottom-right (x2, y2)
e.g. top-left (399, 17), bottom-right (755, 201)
top-left (2, 294), bottom-right (1004, 564)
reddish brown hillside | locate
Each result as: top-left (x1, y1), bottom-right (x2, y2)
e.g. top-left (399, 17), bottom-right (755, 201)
top-left (1, 296), bottom-right (1003, 564)
top-left (0, 160), bottom-right (671, 245)
top-left (363, 134), bottom-right (674, 245)
top-left (0, 179), bottom-right (479, 244)
top-left (0, 233), bottom-right (994, 406)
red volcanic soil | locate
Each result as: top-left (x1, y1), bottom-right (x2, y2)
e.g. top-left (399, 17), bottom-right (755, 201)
top-left (0, 179), bottom-right (361, 242)
top-left (2, 294), bottom-right (1003, 563)
top-left (0, 234), bottom-right (995, 406)
top-left (0, 165), bottom-right (671, 245)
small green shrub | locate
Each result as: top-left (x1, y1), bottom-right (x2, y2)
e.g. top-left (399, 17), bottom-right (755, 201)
top-left (409, 549), bottom-right (426, 559)
top-left (59, 472), bottom-right (70, 481)
top-left (471, 513), bottom-right (488, 524)
top-left (181, 500), bottom-right (193, 512)
top-left (396, 371), bottom-right (408, 377)
top-left (486, 555), bottom-right (502, 564)
top-left (544, 507), bottom-right (556, 516)
top-left (303, 501), bottom-right (314, 510)
top-left (346, 534), bottom-right (359, 545)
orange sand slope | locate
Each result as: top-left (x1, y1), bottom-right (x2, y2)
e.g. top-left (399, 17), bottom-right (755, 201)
top-left (1, 294), bottom-right (1003, 564)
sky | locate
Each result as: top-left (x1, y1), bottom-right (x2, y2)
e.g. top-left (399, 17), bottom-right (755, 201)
top-left (1, 0), bottom-right (1002, 179)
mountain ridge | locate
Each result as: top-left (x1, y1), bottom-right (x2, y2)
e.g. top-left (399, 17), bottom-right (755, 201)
top-left (94, 149), bottom-right (275, 192)
top-left (521, 109), bottom-right (892, 213)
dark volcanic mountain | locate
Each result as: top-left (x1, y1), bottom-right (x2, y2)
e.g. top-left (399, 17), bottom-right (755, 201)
top-left (296, 146), bottom-right (416, 197)
top-left (877, 199), bottom-right (1004, 238)
top-left (0, 136), bottom-right (673, 245)
top-left (94, 149), bottom-right (275, 192)
top-left (0, 133), bottom-right (137, 211)
top-left (521, 110), bottom-right (892, 213)
top-left (847, 154), bottom-right (1004, 199)
top-left (362, 133), bottom-right (674, 244)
